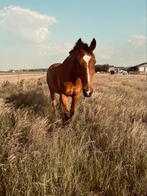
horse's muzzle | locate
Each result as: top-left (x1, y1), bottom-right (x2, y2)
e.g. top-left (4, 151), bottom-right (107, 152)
top-left (83, 88), bottom-right (93, 97)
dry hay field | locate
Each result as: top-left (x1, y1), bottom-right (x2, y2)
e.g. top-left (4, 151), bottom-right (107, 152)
top-left (0, 73), bottom-right (147, 196)
top-left (0, 72), bottom-right (46, 84)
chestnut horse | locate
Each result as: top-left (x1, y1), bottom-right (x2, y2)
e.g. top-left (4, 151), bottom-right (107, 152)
top-left (47, 38), bottom-right (96, 120)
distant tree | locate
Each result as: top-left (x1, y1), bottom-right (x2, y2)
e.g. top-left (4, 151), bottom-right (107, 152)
top-left (95, 64), bottom-right (110, 72)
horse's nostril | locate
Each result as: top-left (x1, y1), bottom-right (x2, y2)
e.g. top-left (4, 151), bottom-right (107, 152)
top-left (83, 89), bottom-right (93, 97)
top-left (90, 88), bottom-right (93, 95)
top-left (86, 91), bottom-right (91, 96)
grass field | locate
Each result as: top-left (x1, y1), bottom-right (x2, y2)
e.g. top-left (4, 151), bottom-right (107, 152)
top-left (0, 73), bottom-right (147, 196)
top-left (0, 72), bottom-right (46, 84)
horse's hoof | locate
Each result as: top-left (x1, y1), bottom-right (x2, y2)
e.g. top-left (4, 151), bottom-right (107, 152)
top-left (64, 114), bottom-right (70, 121)
top-left (63, 113), bottom-right (72, 125)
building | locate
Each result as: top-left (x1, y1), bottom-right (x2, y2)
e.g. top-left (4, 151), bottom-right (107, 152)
top-left (127, 62), bottom-right (147, 74)
top-left (95, 64), bottom-right (116, 73)
top-left (137, 63), bottom-right (147, 73)
top-left (108, 66), bottom-right (116, 74)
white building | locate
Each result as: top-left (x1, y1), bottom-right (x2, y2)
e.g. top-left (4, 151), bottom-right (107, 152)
top-left (138, 63), bottom-right (147, 73)
top-left (127, 63), bottom-right (147, 74)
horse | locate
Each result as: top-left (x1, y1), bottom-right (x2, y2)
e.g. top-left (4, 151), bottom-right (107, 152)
top-left (47, 38), bottom-right (96, 121)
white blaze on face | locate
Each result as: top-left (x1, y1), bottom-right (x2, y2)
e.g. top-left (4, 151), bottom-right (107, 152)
top-left (83, 54), bottom-right (91, 84)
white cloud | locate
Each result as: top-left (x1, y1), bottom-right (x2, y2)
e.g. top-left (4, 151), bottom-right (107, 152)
top-left (95, 47), bottom-right (114, 61)
top-left (37, 42), bottom-right (73, 56)
top-left (0, 6), bottom-right (56, 43)
top-left (128, 34), bottom-right (147, 47)
top-left (97, 53), bottom-right (112, 60)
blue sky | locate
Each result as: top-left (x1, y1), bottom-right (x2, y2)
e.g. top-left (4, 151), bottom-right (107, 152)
top-left (0, 0), bottom-right (146, 70)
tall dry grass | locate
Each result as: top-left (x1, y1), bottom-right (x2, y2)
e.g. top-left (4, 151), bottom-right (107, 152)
top-left (0, 74), bottom-right (147, 196)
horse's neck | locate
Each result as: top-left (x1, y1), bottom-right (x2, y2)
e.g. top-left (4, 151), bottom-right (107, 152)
top-left (61, 55), bottom-right (79, 82)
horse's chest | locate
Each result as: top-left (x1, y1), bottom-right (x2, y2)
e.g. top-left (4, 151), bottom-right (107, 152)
top-left (63, 82), bottom-right (82, 96)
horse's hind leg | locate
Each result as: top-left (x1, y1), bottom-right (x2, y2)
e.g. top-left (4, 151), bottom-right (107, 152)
top-left (50, 91), bottom-right (57, 108)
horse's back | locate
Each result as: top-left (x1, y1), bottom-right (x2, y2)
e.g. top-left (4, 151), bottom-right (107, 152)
top-left (47, 63), bottom-right (62, 92)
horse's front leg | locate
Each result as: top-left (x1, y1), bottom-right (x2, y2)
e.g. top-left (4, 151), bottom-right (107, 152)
top-left (70, 93), bottom-right (81, 118)
top-left (60, 94), bottom-right (70, 120)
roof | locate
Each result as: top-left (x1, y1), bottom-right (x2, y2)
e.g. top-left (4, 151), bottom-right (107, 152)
top-left (134, 62), bottom-right (147, 68)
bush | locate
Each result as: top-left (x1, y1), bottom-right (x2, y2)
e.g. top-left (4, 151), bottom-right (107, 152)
top-left (5, 89), bottom-right (50, 116)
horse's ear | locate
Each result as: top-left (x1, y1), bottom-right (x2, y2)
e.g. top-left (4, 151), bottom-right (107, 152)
top-left (76, 38), bottom-right (82, 48)
top-left (77, 38), bottom-right (82, 44)
top-left (89, 38), bottom-right (96, 51)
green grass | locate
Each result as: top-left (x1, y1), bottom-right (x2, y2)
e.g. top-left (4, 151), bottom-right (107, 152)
top-left (0, 75), bottom-right (147, 196)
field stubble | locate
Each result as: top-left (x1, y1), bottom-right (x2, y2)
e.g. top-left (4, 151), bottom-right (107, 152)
top-left (0, 74), bottom-right (147, 196)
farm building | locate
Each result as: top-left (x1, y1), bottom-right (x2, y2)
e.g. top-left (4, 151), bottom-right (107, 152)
top-left (127, 62), bottom-right (147, 74)
top-left (108, 66), bottom-right (118, 74)
top-left (95, 64), bottom-right (117, 73)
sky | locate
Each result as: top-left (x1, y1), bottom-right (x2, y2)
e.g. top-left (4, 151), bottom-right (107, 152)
top-left (0, 0), bottom-right (146, 70)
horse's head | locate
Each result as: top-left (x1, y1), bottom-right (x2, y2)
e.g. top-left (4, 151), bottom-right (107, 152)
top-left (71, 38), bottom-right (96, 97)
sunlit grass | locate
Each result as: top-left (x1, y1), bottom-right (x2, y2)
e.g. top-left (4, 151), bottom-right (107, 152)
top-left (0, 74), bottom-right (147, 195)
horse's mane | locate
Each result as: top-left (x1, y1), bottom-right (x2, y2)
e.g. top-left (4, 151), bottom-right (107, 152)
top-left (69, 40), bottom-right (93, 55)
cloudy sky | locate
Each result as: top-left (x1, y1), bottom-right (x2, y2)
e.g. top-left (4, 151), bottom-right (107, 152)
top-left (0, 0), bottom-right (146, 70)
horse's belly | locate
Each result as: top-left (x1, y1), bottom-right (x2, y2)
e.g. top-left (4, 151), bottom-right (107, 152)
top-left (47, 69), bottom-right (61, 92)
